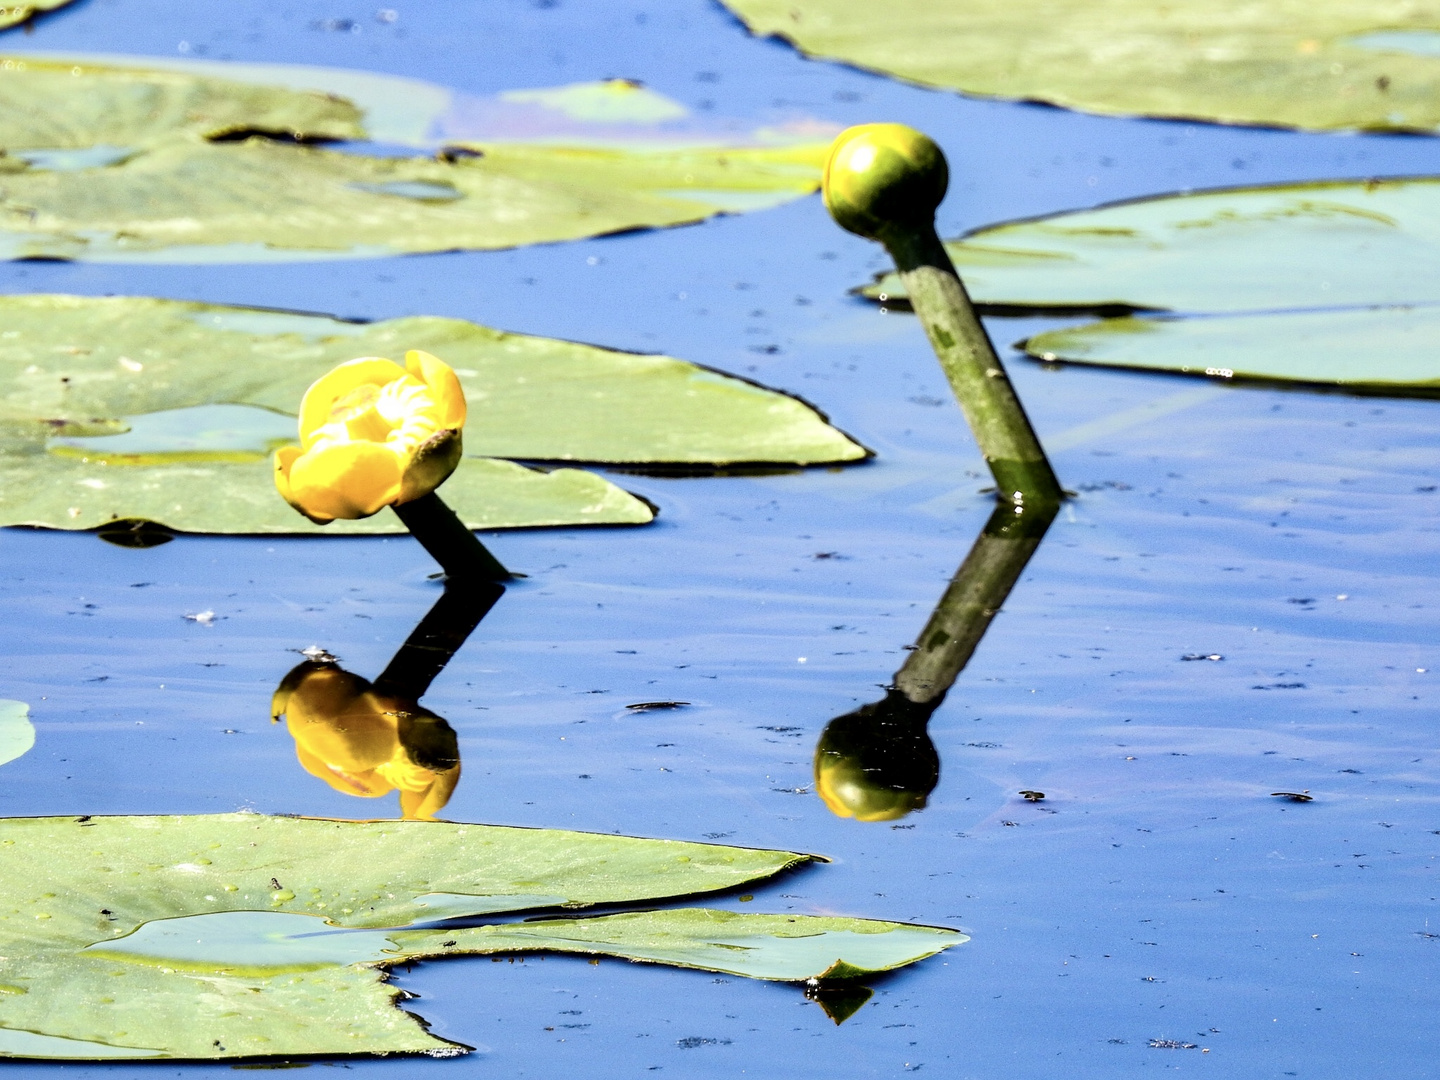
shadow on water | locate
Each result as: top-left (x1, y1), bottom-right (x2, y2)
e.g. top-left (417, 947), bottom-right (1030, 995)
top-left (815, 499), bottom-right (1057, 822)
top-left (270, 579), bottom-right (504, 820)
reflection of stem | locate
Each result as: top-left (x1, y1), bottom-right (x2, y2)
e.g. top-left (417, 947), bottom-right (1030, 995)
top-left (373, 579), bottom-right (505, 701)
top-left (814, 500), bottom-right (1056, 821)
top-left (880, 223), bottom-right (1062, 508)
top-left (391, 492), bottom-right (511, 581)
top-left (892, 500), bottom-right (1057, 706)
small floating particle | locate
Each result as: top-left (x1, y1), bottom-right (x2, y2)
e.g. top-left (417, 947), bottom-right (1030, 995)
top-left (1181, 653), bottom-right (1223, 662)
top-left (1271, 790), bottom-right (1313, 802)
top-left (183, 610), bottom-right (216, 625)
top-left (300, 645), bottom-right (338, 663)
top-left (1018, 790), bottom-right (1045, 802)
top-left (1148, 1039), bottom-right (1198, 1050)
top-left (625, 701), bottom-right (690, 711)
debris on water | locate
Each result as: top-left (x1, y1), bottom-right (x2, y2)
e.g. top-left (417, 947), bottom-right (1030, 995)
top-left (625, 700), bottom-right (690, 711)
top-left (184, 610), bottom-right (216, 625)
top-left (1019, 789), bottom-right (1045, 802)
top-left (1181, 653), bottom-right (1223, 661)
top-left (1148, 1039), bottom-right (1198, 1049)
top-left (299, 646), bottom-right (339, 663)
top-left (1272, 790), bottom-right (1314, 802)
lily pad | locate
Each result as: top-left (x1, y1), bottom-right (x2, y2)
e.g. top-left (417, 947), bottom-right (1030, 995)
top-left (1023, 306), bottom-right (1440, 395)
top-left (0, 293), bottom-right (863, 534)
top-left (722, 0), bottom-right (1440, 132)
top-left (860, 177), bottom-right (1440, 315)
top-left (0, 0), bottom-right (76, 32)
top-left (0, 55), bottom-right (832, 261)
top-left (0, 701), bottom-right (32, 767)
top-left (0, 814), bottom-right (963, 1059)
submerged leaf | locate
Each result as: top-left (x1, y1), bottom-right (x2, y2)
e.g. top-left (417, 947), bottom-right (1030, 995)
top-left (0, 814), bottom-right (961, 1059)
top-left (861, 177), bottom-right (1440, 315)
top-left (0, 294), bottom-right (862, 533)
top-left (0, 55), bottom-right (832, 260)
top-left (0, 700), bottom-right (32, 767)
top-left (1024, 306), bottom-right (1440, 395)
top-left (722, 0), bottom-right (1440, 133)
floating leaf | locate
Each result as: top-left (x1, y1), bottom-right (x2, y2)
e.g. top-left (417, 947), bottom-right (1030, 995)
top-left (1023, 306), bottom-right (1440, 395)
top-left (0, 294), bottom-right (863, 533)
top-left (0, 55), bottom-right (832, 261)
top-left (0, 701), bottom-right (32, 767)
top-left (721, 0), bottom-right (1440, 132)
top-left (0, 814), bottom-right (962, 1059)
top-left (860, 177), bottom-right (1440, 315)
top-left (0, 0), bottom-right (76, 32)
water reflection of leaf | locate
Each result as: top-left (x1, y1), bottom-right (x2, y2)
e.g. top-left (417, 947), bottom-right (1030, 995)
top-left (0, 814), bottom-right (963, 1060)
top-left (722, 0), bottom-right (1440, 132)
top-left (0, 294), bottom-right (863, 533)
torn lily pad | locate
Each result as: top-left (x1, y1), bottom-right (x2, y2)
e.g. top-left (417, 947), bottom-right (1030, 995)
top-left (0, 293), bottom-right (863, 533)
top-left (1024, 306), bottom-right (1440, 395)
top-left (722, 0), bottom-right (1440, 133)
top-left (860, 177), bottom-right (1440, 315)
top-left (0, 54), bottom-right (833, 261)
top-left (0, 701), bottom-right (32, 767)
top-left (0, 814), bottom-right (963, 1060)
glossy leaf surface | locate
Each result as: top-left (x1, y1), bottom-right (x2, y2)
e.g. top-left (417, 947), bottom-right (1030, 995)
top-left (0, 814), bottom-right (961, 1059)
top-left (1024, 306), bottom-right (1440, 395)
top-left (0, 55), bottom-right (830, 260)
top-left (860, 177), bottom-right (1440, 315)
top-left (722, 0), bottom-right (1440, 132)
top-left (0, 294), bottom-right (863, 533)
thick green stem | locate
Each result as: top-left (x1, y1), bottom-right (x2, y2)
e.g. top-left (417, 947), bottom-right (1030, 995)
top-left (391, 492), bottom-right (511, 582)
top-left (892, 499), bottom-right (1057, 705)
top-left (879, 221), bottom-right (1063, 508)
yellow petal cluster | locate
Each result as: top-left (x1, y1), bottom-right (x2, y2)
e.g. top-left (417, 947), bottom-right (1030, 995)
top-left (271, 662), bottom-right (460, 821)
top-left (274, 349), bottom-right (466, 524)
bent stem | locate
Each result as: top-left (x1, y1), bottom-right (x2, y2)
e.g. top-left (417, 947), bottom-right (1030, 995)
top-left (877, 221), bottom-right (1063, 508)
top-left (373, 578), bottom-right (506, 700)
top-left (391, 491), bottom-right (512, 582)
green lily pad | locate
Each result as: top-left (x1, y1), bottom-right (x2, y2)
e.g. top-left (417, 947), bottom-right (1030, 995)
top-left (0, 701), bottom-right (32, 767)
top-left (0, 293), bottom-right (862, 533)
top-left (1023, 306), bottom-right (1440, 395)
top-left (0, 54), bottom-right (831, 261)
top-left (0, 0), bottom-right (76, 32)
top-left (0, 814), bottom-right (963, 1059)
top-left (861, 177), bottom-right (1440, 315)
top-left (722, 0), bottom-right (1440, 132)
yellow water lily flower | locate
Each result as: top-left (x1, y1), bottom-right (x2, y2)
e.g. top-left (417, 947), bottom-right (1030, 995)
top-left (274, 349), bottom-right (466, 524)
top-left (271, 660), bottom-right (461, 821)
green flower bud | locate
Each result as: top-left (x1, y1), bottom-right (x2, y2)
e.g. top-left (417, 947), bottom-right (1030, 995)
top-left (822, 123), bottom-right (948, 241)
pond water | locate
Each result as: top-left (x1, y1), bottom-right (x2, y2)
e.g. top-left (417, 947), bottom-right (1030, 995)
top-left (3, 0), bottom-right (1439, 1076)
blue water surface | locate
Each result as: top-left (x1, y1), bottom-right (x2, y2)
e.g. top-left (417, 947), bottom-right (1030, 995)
top-left (0, 1), bottom-right (1438, 1077)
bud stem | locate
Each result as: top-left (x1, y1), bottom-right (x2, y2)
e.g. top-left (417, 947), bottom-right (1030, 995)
top-left (876, 220), bottom-right (1063, 508)
top-left (391, 492), bottom-right (512, 581)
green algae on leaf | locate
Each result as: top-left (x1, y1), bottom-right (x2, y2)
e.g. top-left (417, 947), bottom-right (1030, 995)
top-left (1023, 306), bottom-right (1440, 396)
top-left (859, 177), bottom-right (1440, 315)
top-left (722, 0), bottom-right (1440, 133)
top-left (0, 814), bottom-right (962, 1060)
top-left (0, 54), bottom-right (832, 261)
top-left (0, 293), bottom-right (863, 534)
top-left (0, 701), bottom-right (32, 767)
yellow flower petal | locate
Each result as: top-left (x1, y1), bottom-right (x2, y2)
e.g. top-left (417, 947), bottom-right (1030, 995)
top-left (273, 445), bottom-right (335, 525)
top-left (298, 356), bottom-right (406, 447)
top-left (406, 349), bottom-right (466, 431)
top-left (288, 441), bottom-right (404, 521)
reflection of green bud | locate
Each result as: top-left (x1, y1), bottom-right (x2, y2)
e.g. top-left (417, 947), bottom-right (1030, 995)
top-left (813, 690), bottom-right (940, 822)
top-left (822, 123), bottom-right (948, 241)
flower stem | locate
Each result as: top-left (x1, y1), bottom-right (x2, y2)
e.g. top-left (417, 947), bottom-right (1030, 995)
top-left (373, 577), bottom-right (505, 700)
top-left (391, 492), bottom-right (512, 581)
top-left (877, 220), bottom-right (1063, 509)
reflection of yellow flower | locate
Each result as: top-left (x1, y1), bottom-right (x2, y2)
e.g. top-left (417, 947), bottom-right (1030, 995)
top-left (815, 757), bottom-right (928, 823)
top-left (271, 662), bottom-right (460, 820)
top-left (274, 350), bottom-right (466, 524)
